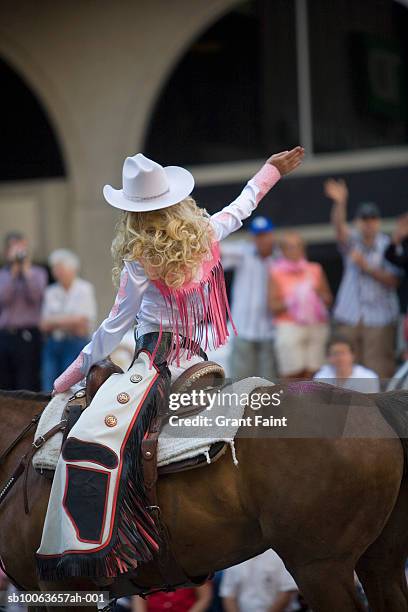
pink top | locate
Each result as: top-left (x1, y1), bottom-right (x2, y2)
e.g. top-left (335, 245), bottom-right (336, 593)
top-left (53, 163), bottom-right (281, 393)
top-left (270, 258), bottom-right (328, 325)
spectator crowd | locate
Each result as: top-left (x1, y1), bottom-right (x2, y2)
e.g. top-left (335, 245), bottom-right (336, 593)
top-left (225, 177), bottom-right (408, 392)
top-left (0, 233), bottom-right (97, 393)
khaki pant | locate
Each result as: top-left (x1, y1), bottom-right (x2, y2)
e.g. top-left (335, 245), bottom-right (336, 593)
top-left (275, 322), bottom-right (329, 377)
top-left (229, 337), bottom-right (278, 381)
top-left (335, 321), bottom-right (397, 381)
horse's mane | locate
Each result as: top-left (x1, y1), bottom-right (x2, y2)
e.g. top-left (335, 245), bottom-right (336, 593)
top-left (0, 389), bottom-right (51, 403)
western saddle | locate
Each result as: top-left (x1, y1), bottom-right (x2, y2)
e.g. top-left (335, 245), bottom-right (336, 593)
top-left (66, 357), bottom-right (228, 479)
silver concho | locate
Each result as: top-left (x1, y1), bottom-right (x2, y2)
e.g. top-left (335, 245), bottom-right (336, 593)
top-left (105, 415), bottom-right (117, 427)
top-left (117, 392), bottom-right (130, 404)
top-left (130, 374), bottom-right (143, 383)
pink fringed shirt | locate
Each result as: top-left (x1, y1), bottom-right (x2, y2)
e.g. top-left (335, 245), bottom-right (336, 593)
top-left (54, 163), bottom-right (281, 393)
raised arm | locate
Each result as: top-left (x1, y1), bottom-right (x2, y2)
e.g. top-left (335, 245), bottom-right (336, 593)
top-left (324, 178), bottom-right (350, 245)
top-left (211, 146), bottom-right (304, 241)
top-left (53, 260), bottom-right (148, 393)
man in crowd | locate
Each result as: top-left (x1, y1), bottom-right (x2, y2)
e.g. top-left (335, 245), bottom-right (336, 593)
top-left (0, 231), bottom-right (47, 390)
top-left (314, 335), bottom-right (380, 392)
top-left (324, 178), bottom-right (401, 380)
top-left (220, 549), bottom-right (298, 612)
top-left (221, 216), bottom-right (277, 380)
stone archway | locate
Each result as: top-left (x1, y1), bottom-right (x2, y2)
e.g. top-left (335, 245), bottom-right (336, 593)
top-left (0, 56), bottom-right (65, 182)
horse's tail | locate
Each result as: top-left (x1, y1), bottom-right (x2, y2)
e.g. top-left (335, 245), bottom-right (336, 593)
top-left (372, 390), bottom-right (408, 466)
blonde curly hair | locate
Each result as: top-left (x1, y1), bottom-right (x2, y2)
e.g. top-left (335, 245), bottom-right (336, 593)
top-left (111, 197), bottom-right (215, 289)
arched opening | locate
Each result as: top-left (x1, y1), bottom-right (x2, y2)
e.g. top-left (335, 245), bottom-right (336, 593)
top-left (144, 0), bottom-right (299, 166)
top-left (0, 57), bottom-right (66, 181)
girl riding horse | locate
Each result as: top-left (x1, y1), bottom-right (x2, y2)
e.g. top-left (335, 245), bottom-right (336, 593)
top-left (36, 148), bottom-right (304, 583)
top-left (52, 147), bottom-right (304, 394)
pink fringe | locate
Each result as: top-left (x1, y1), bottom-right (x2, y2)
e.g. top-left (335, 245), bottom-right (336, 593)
top-left (152, 242), bottom-right (236, 366)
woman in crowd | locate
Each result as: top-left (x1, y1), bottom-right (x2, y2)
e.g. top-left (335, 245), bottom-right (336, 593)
top-left (40, 248), bottom-right (97, 391)
top-left (268, 231), bottom-right (332, 379)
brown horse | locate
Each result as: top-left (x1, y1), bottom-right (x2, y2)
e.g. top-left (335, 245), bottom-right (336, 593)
top-left (1, 381), bottom-right (408, 612)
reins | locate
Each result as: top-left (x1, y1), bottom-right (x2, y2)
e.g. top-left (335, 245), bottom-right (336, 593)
top-left (0, 411), bottom-right (43, 512)
top-left (0, 409), bottom-right (66, 514)
top-left (0, 412), bottom-right (42, 465)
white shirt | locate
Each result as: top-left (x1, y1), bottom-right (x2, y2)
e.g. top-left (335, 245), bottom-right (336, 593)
top-left (222, 241), bottom-right (276, 341)
top-left (220, 549), bottom-right (297, 612)
top-left (313, 363), bottom-right (380, 392)
top-left (41, 277), bottom-right (97, 340)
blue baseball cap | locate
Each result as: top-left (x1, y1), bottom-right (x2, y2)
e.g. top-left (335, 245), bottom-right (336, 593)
top-left (249, 216), bottom-right (275, 235)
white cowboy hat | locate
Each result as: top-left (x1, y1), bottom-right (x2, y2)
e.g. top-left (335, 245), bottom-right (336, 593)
top-left (103, 153), bottom-right (195, 212)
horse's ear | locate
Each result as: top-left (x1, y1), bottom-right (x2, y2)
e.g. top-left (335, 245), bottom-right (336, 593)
top-left (86, 358), bottom-right (123, 405)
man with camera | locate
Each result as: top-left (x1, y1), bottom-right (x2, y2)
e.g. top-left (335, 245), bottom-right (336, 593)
top-left (0, 231), bottom-right (47, 390)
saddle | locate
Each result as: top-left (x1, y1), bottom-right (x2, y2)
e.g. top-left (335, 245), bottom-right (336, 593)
top-left (57, 357), bottom-right (227, 480)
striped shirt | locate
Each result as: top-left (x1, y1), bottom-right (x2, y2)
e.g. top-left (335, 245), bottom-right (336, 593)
top-left (221, 241), bottom-right (276, 341)
top-left (333, 230), bottom-right (401, 327)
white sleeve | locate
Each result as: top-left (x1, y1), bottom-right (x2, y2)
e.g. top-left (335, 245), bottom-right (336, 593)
top-left (276, 561), bottom-right (298, 593)
top-left (219, 567), bottom-right (240, 599)
top-left (210, 163), bottom-right (281, 241)
top-left (53, 260), bottom-right (148, 393)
